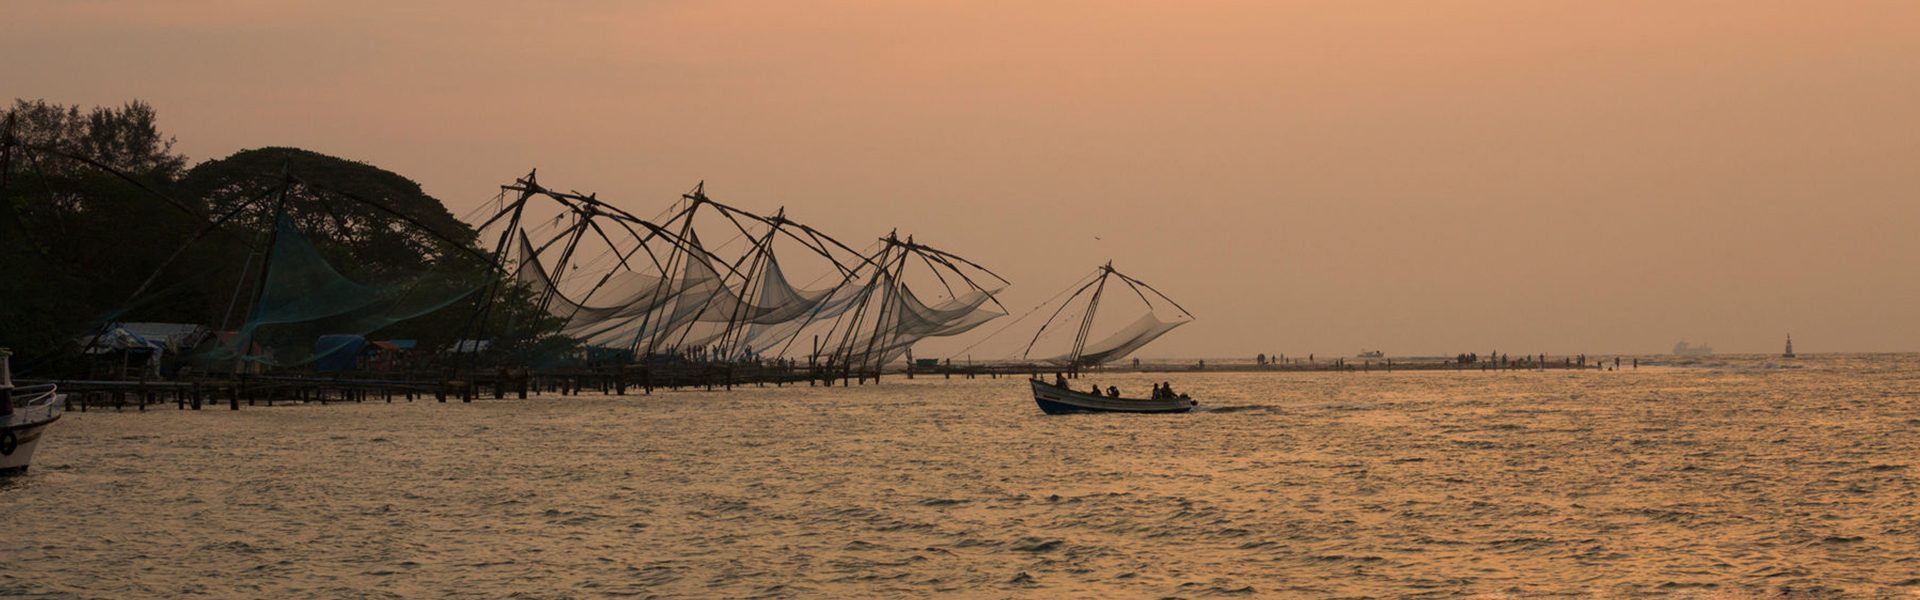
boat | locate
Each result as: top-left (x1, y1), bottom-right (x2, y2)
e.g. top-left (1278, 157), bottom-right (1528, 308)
top-left (1, 349), bottom-right (63, 474)
top-left (1783, 334), bottom-right (1796, 358)
top-left (1029, 378), bottom-right (1194, 414)
top-left (1020, 262), bottom-right (1196, 414)
top-left (1357, 350), bottom-right (1384, 358)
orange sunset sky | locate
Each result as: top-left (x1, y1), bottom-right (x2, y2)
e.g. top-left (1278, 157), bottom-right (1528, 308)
top-left (7, 1), bottom-right (1918, 357)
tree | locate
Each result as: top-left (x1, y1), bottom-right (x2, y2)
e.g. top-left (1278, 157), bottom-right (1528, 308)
top-left (6, 99), bottom-right (186, 181)
top-left (2, 99), bottom-right (202, 373)
top-left (177, 147), bottom-right (478, 277)
top-left (2, 101), bottom-right (570, 376)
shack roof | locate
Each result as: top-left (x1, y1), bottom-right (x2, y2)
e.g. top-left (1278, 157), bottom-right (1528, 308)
top-left (118, 322), bottom-right (212, 349)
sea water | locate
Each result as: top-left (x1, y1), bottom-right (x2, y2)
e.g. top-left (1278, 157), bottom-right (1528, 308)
top-left (4, 354), bottom-right (1917, 597)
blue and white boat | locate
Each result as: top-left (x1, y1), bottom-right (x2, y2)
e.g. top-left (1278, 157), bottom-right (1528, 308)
top-left (1029, 378), bottom-right (1194, 414)
top-left (1018, 262), bottom-right (1196, 415)
top-left (2, 349), bottom-right (62, 474)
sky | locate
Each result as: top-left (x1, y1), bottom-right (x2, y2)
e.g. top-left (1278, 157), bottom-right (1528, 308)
top-left (7, 1), bottom-right (1918, 357)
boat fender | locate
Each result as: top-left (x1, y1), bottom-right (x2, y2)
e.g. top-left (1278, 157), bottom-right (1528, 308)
top-left (0, 430), bottom-right (15, 456)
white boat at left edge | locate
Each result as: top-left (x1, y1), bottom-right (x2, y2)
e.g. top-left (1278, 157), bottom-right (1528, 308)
top-left (2, 348), bottom-right (63, 474)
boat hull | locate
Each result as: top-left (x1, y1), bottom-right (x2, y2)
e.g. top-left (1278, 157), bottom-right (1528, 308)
top-left (1, 416), bottom-right (57, 473)
top-left (2, 390), bottom-right (63, 474)
top-left (1030, 380), bottom-right (1193, 414)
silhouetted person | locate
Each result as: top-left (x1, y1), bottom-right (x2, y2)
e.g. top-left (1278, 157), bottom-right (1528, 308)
top-left (1054, 372), bottom-right (1068, 387)
top-left (1107, 386), bottom-right (1120, 398)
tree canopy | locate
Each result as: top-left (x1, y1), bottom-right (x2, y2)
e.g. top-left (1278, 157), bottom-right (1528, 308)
top-left (178, 147), bottom-right (480, 276)
top-left (1, 99), bottom-right (566, 376)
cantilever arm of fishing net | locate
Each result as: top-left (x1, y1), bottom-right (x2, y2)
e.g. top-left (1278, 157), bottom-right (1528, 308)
top-left (815, 244), bottom-right (900, 362)
top-left (914, 251), bottom-right (1011, 315)
top-left (1022, 271), bottom-right (1104, 358)
top-left (509, 177), bottom-right (694, 250)
top-left (769, 240), bottom-right (885, 358)
top-left (768, 217), bottom-right (872, 277)
top-left (665, 222), bottom-right (784, 350)
top-left (945, 268), bottom-right (1099, 361)
top-left (555, 222), bottom-right (671, 325)
top-left (529, 188), bottom-right (754, 286)
top-left (898, 238), bottom-right (1012, 287)
top-left (585, 218), bottom-right (663, 275)
top-left (1107, 269), bottom-right (1159, 314)
top-left (526, 217), bottom-right (587, 261)
top-left (10, 143), bottom-right (205, 219)
top-left (592, 211), bottom-right (756, 284)
top-left (82, 183), bottom-right (286, 356)
top-left (916, 252), bottom-right (960, 299)
top-left (116, 182), bottom-right (278, 304)
top-left (295, 177), bottom-right (500, 268)
top-left (1109, 270), bottom-right (1195, 319)
top-left (670, 185), bottom-right (776, 249)
top-left (472, 190), bottom-right (530, 234)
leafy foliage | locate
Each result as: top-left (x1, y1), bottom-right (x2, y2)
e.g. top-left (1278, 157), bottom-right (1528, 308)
top-left (1, 99), bottom-right (569, 376)
top-left (178, 147), bottom-right (479, 276)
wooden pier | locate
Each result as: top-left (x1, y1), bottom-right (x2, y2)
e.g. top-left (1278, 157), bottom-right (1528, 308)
top-left (22, 353), bottom-right (1611, 413)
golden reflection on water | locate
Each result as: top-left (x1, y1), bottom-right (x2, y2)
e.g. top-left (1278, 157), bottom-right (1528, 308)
top-left (5, 354), bottom-right (1918, 597)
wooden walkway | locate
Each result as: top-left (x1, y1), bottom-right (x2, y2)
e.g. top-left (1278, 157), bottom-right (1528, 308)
top-left (23, 355), bottom-right (1606, 412)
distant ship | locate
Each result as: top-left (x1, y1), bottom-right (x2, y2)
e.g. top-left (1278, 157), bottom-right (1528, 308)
top-left (1783, 334), bottom-right (1795, 358)
top-left (1672, 340), bottom-right (1713, 356)
top-left (1357, 350), bottom-right (1384, 358)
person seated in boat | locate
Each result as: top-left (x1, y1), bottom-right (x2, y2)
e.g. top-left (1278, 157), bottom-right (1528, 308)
top-left (1152, 383), bottom-right (1166, 399)
top-left (1107, 385), bottom-right (1120, 398)
top-left (1091, 383), bottom-right (1103, 395)
top-left (1054, 373), bottom-right (1068, 388)
top-left (1161, 381), bottom-right (1175, 399)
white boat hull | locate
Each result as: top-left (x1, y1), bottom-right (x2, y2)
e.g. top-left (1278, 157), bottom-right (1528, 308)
top-left (3, 391), bottom-right (63, 473)
top-left (0, 419), bottom-right (55, 472)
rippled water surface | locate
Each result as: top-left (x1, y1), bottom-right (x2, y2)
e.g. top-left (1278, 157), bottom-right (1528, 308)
top-left (6, 354), bottom-right (1920, 598)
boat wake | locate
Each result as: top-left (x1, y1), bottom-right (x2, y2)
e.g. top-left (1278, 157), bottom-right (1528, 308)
top-left (1195, 405), bottom-right (1280, 414)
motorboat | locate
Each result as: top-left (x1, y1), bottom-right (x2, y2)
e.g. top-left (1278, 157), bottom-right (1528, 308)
top-left (1029, 378), bottom-right (1194, 415)
top-left (2, 349), bottom-right (62, 474)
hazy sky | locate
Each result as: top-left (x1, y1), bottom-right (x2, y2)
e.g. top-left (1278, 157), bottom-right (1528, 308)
top-left (8, 1), bottom-right (1918, 357)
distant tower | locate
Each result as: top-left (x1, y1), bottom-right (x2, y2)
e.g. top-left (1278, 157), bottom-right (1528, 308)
top-left (1783, 334), bottom-right (1796, 358)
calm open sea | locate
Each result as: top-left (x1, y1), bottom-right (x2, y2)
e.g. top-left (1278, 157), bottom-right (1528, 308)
top-left (5, 354), bottom-right (1918, 598)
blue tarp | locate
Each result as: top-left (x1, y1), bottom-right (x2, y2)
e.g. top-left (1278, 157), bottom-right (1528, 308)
top-left (312, 335), bottom-right (368, 372)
